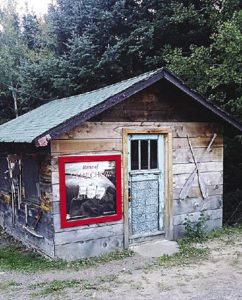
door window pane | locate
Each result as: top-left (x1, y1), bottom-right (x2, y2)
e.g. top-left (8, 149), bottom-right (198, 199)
top-left (141, 140), bottom-right (148, 169)
top-left (131, 140), bottom-right (139, 170)
top-left (150, 140), bottom-right (158, 169)
top-left (130, 137), bottom-right (158, 170)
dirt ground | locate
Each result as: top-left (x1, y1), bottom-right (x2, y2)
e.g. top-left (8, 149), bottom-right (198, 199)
top-left (0, 230), bottom-right (242, 300)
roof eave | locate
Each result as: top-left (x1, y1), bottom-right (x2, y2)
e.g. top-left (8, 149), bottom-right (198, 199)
top-left (163, 69), bottom-right (242, 132)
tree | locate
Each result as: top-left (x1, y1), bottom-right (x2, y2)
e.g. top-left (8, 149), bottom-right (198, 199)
top-left (164, 10), bottom-right (242, 121)
top-left (0, 0), bottom-right (25, 122)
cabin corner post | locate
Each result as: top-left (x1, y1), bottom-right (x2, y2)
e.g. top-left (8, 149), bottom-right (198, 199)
top-left (122, 128), bottom-right (130, 249)
top-left (164, 131), bottom-right (173, 240)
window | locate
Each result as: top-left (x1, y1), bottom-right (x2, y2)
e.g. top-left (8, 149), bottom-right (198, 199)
top-left (22, 158), bottom-right (40, 204)
top-left (130, 138), bottom-right (158, 171)
top-left (59, 155), bottom-right (122, 228)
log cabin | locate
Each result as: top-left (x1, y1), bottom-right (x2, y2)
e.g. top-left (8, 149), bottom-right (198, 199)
top-left (0, 68), bottom-right (241, 260)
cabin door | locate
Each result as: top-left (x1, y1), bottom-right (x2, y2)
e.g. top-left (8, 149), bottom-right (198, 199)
top-left (128, 134), bottom-right (165, 242)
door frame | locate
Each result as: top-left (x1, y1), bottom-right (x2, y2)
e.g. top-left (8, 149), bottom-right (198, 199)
top-left (122, 128), bottom-right (173, 248)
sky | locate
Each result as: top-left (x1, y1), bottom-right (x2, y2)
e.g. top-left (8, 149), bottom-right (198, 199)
top-left (16, 0), bottom-right (54, 16)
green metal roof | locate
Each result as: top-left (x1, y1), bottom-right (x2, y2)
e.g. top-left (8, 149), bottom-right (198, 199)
top-left (0, 69), bottom-right (160, 144)
top-left (0, 67), bottom-right (241, 146)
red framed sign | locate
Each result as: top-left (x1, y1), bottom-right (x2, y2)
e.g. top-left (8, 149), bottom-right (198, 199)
top-left (58, 155), bottom-right (122, 228)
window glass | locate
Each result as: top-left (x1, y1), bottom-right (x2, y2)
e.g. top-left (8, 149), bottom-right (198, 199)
top-left (22, 158), bottom-right (40, 204)
top-left (130, 137), bottom-right (158, 171)
top-left (141, 140), bottom-right (148, 169)
top-left (150, 140), bottom-right (158, 169)
top-left (131, 140), bottom-right (139, 170)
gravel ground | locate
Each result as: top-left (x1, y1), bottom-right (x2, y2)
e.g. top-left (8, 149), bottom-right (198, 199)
top-left (0, 230), bottom-right (242, 300)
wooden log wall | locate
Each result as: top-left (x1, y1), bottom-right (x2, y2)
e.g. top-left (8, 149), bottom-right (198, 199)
top-left (0, 148), bottom-right (54, 257)
top-left (51, 119), bottom-right (223, 259)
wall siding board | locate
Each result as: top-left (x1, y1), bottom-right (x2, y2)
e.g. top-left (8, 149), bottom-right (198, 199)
top-left (55, 235), bottom-right (124, 261)
top-left (173, 162), bottom-right (223, 175)
top-left (53, 212), bottom-right (124, 233)
top-left (55, 223), bottom-right (123, 245)
top-left (173, 195), bottom-right (223, 216)
top-left (173, 208), bottom-right (223, 226)
top-left (57, 122), bottom-right (223, 141)
top-left (173, 185), bottom-right (223, 200)
top-left (173, 171), bottom-right (223, 189)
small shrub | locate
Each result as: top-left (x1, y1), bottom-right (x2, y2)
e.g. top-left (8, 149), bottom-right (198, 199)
top-left (183, 213), bottom-right (207, 242)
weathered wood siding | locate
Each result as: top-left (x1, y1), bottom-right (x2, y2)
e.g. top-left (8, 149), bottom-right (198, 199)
top-left (0, 145), bottom-right (54, 257)
top-left (52, 119), bottom-right (223, 259)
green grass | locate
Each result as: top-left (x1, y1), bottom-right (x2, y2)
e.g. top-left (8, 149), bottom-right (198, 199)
top-left (206, 224), bottom-right (242, 240)
top-left (0, 244), bottom-right (133, 272)
top-left (158, 225), bottom-right (242, 267)
top-left (0, 280), bottom-right (22, 291)
top-left (0, 245), bottom-right (66, 272)
top-left (31, 279), bottom-right (85, 296)
top-left (159, 240), bottom-right (209, 267)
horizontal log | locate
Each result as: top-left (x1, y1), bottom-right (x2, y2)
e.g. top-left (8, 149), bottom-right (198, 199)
top-left (51, 139), bottom-right (122, 154)
top-left (173, 184), bottom-right (223, 200)
top-left (173, 136), bottom-right (223, 149)
top-left (173, 161), bottom-right (223, 175)
top-left (55, 223), bottom-right (123, 245)
top-left (173, 147), bottom-right (223, 164)
top-left (173, 171), bottom-right (223, 189)
top-left (173, 195), bottom-right (223, 216)
top-left (53, 213), bottom-right (123, 232)
top-left (56, 122), bottom-right (222, 140)
top-left (173, 208), bottom-right (222, 226)
top-left (55, 235), bottom-right (123, 261)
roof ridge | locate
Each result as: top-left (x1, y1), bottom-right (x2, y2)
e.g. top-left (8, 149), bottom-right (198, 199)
top-left (52, 67), bottom-right (163, 103)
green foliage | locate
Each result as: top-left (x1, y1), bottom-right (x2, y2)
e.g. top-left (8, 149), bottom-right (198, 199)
top-left (183, 213), bottom-right (207, 242)
top-left (164, 9), bottom-right (242, 121)
top-left (159, 225), bottom-right (242, 267)
top-left (206, 224), bottom-right (242, 240)
top-left (159, 240), bottom-right (208, 267)
top-left (0, 0), bottom-right (241, 124)
top-left (0, 245), bottom-right (66, 272)
top-left (0, 243), bottom-right (133, 272)
top-left (31, 279), bottom-right (83, 296)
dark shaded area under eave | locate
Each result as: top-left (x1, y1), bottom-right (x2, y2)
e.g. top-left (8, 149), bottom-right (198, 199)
top-left (92, 78), bottom-right (241, 137)
top-left (0, 142), bottom-right (50, 153)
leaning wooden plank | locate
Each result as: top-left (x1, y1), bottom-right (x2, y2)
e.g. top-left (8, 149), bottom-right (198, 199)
top-left (187, 134), bottom-right (208, 199)
top-left (179, 134), bottom-right (218, 199)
